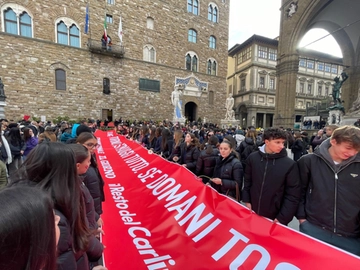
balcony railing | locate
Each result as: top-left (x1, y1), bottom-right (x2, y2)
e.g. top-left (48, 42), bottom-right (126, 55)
top-left (87, 39), bottom-right (125, 58)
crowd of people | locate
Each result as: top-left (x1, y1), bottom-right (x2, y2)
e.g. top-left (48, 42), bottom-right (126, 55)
top-left (1, 116), bottom-right (360, 268)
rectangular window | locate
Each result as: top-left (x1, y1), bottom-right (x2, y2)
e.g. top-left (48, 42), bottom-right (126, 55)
top-left (307, 61), bottom-right (314, 69)
top-left (269, 78), bottom-right (275, 89)
top-left (258, 46), bottom-right (267, 59)
top-left (259, 77), bottom-right (265, 88)
top-left (318, 62), bottom-right (324, 71)
top-left (139, 78), bottom-right (160, 92)
top-left (107, 0), bottom-right (115, 4)
top-left (299, 58), bottom-right (306, 67)
top-left (325, 86), bottom-right (329, 96)
top-left (300, 83), bottom-right (304, 93)
top-left (317, 85), bottom-right (322, 96)
top-left (307, 84), bottom-right (312, 94)
top-left (103, 78), bottom-right (110, 94)
top-left (269, 48), bottom-right (277, 60)
top-left (331, 65), bottom-right (338, 74)
top-left (237, 47), bottom-right (252, 65)
top-left (325, 64), bottom-right (331, 72)
top-left (55, 69), bottom-right (66, 90)
top-left (106, 14), bottom-right (113, 24)
top-left (240, 79), bottom-right (246, 91)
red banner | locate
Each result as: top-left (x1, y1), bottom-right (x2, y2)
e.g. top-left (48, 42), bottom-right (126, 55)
top-left (95, 130), bottom-right (360, 269)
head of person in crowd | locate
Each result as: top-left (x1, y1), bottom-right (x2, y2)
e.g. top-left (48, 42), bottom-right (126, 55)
top-left (76, 124), bottom-right (92, 137)
top-left (325, 124), bottom-right (339, 137)
top-left (184, 132), bottom-right (200, 148)
top-left (76, 132), bottom-right (98, 155)
top-left (206, 135), bottom-right (219, 154)
top-left (223, 134), bottom-right (237, 149)
top-left (293, 131), bottom-right (302, 140)
top-left (329, 125), bottom-right (360, 161)
top-left (6, 126), bottom-right (22, 143)
top-left (68, 144), bottom-right (91, 175)
top-left (15, 142), bottom-right (89, 253)
top-left (218, 140), bottom-right (234, 159)
top-left (23, 127), bottom-right (34, 142)
top-left (0, 185), bottom-right (59, 270)
top-left (263, 128), bottom-right (287, 154)
top-left (173, 129), bottom-right (183, 147)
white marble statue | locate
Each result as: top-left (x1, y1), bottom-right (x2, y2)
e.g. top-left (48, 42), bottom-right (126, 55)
top-left (287, 2), bottom-right (298, 17)
top-left (225, 94), bottom-right (235, 120)
top-left (171, 85), bottom-right (183, 119)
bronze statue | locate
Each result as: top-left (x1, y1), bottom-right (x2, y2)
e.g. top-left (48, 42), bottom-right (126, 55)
top-left (332, 72), bottom-right (348, 105)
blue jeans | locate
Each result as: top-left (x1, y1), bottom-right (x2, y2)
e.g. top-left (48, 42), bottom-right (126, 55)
top-left (300, 220), bottom-right (360, 256)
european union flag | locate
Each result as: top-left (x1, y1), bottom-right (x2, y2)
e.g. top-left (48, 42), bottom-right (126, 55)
top-left (84, 3), bottom-right (89, 34)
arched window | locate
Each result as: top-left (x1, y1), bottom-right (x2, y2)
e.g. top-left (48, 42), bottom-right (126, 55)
top-left (57, 22), bottom-right (68, 45)
top-left (3, 7), bottom-right (33, 37)
top-left (185, 52), bottom-right (198, 72)
top-left (103, 78), bottom-right (110, 94)
top-left (69, 24), bottom-right (80, 47)
top-left (207, 59), bottom-right (217, 75)
top-left (56, 19), bottom-right (80, 48)
top-left (208, 3), bottom-right (218, 23)
top-left (209, 36), bottom-right (216, 49)
top-left (188, 29), bottom-right (197, 43)
top-left (187, 0), bottom-right (199, 15)
top-left (19, 12), bottom-right (32, 37)
top-left (143, 45), bottom-right (156, 63)
top-left (55, 69), bottom-right (66, 90)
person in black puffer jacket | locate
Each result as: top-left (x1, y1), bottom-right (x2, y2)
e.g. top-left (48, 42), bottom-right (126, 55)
top-left (210, 140), bottom-right (243, 201)
top-left (176, 133), bottom-right (200, 174)
top-left (236, 129), bottom-right (260, 171)
top-left (76, 133), bottom-right (105, 216)
top-left (196, 135), bottom-right (219, 183)
top-left (242, 128), bottom-right (301, 225)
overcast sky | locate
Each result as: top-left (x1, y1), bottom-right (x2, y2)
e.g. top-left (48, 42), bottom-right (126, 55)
top-left (228, 0), bottom-right (342, 57)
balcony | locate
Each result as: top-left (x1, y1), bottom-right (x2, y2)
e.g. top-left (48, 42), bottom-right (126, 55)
top-left (87, 39), bottom-right (125, 58)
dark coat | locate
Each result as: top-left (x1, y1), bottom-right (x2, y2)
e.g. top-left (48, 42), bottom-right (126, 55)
top-left (291, 138), bottom-right (305, 161)
top-left (242, 147), bottom-right (301, 225)
top-left (56, 210), bottom-right (89, 270)
top-left (297, 139), bottom-right (360, 237)
top-left (83, 156), bottom-right (105, 215)
top-left (179, 142), bottom-right (200, 173)
top-left (195, 145), bottom-right (219, 181)
top-left (212, 152), bottom-right (243, 199)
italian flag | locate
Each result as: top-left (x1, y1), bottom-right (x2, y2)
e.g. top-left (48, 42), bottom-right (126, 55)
top-left (103, 15), bottom-right (107, 42)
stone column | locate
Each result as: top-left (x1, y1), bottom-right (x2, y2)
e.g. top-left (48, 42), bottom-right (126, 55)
top-left (263, 113), bottom-right (267, 128)
top-left (274, 56), bottom-right (299, 128)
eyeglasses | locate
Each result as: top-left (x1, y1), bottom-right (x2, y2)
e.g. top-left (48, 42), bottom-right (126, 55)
top-left (84, 143), bottom-right (99, 149)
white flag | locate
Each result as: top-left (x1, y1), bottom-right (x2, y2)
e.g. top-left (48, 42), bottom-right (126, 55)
top-left (118, 16), bottom-right (123, 43)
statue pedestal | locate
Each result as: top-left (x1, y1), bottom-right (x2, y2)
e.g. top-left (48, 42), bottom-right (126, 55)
top-left (328, 109), bottom-right (344, 125)
top-left (220, 119), bottom-right (240, 129)
top-left (173, 117), bottom-right (186, 125)
top-left (0, 100), bottom-right (6, 119)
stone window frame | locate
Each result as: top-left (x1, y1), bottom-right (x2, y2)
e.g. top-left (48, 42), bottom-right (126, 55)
top-left (208, 2), bottom-right (219, 23)
top-left (307, 84), bottom-right (312, 94)
top-left (299, 58), bottom-right (306, 67)
top-left (187, 0), bottom-right (199, 16)
top-left (143, 44), bottom-right (156, 63)
top-left (185, 51), bottom-right (198, 72)
top-left (55, 17), bottom-right (81, 48)
top-left (107, 0), bottom-right (115, 5)
top-left (206, 58), bottom-right (217, 76)
top-left (331, 64), bottom-right (338, 74)
top-left (1, 4), bottom-right (33, 37)
top-left (268, 48), bottom-right (277, 61)
top-left (209, 90), bottom-right (214, 105)
top-left (55, 69), bottom-right (66, 91)
top-left (103, 78), bottom-right (110, 94)
top-left (269, 77), bottom-right (275, 89)
top-left (258, 45), bottom-right (268, 59)
top-left (188, 28), bottom-right (197, 43)
top-left (146, 17), bottom-right (154, 30)
top-left (106, 14), bottom-right (113, 24)
top-left (307, 60), bottom-right (314, 69)
top-left (317, 62), bottom-right (324, 71)
top-left (259, 76), bottom-right (265, 88)
top-left (299, 82), bottom-right (305, 93)
top-left (209, 35), bottom-right (216, 49)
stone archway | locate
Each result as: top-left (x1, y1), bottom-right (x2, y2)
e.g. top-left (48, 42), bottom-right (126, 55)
top-left (185, 102), bottom-right (197, 122)
top-left (275, 0), bottom-right (360, 127)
